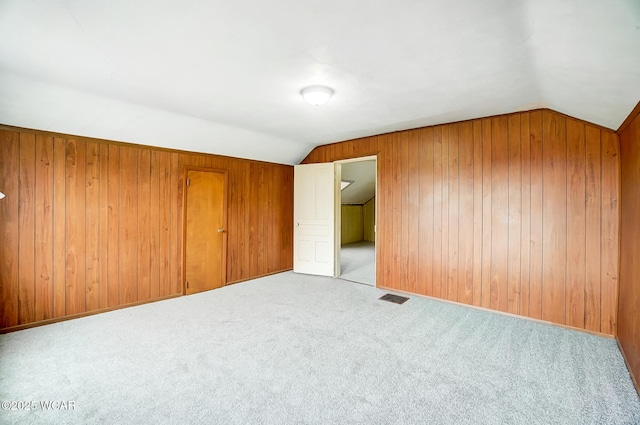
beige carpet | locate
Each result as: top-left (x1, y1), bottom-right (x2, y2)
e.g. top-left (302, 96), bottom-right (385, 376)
top-left (1, 271), bottom-right (639, 424)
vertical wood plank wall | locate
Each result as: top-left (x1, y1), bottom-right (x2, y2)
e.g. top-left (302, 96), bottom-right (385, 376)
top-left (0, 126), bottom-right (293, 331)
top-left (302, 109), bottom-right (620, 335)
top-left (618, 102), bottom-right (640, 390)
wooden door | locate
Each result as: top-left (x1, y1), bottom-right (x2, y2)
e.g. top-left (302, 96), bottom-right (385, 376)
top-left (293, 163), bottom-right (335, 276)
top-left (184, 169), bottom-right (227, 294)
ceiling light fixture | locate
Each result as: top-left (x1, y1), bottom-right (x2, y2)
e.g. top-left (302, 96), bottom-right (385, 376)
top-left (300, 85), bottom-right (334, 106)
top-left (0, 192), bottom-right (4, 200)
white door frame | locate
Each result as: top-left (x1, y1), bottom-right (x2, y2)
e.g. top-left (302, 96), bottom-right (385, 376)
top-left (334, 155), bottom-right (378, 282)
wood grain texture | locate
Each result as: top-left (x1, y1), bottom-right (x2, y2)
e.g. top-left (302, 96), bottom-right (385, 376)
top-left (19, 133), bottom-right (36, 324)
top-left (585, 125), bottom-right (602, 332)
top-left (118, 146), bottom-right (139, 304)
top-left (35, 135), bottom-right (54, 321)
top-left (459, 122), bottom-right (474, 305)
top-left (0, 125), bottom-right (293, 331)
top-left (566, 119), bottom-right (586, 329)
top-left (618, 101), bottom-right (640, 392)
top-left (302, 109), bottom-right (620, 334)
top-left (65, 138), bottom-right (86, 316)
top-left (52, 138), bottom-right (66, 317)
top-left (600, 131), bottom-right (619, 335)
top-left (0, 131), bottom-right (20, 328)
top-left (472, 120), bottom-right (483, 307)
top-left (519, 113), bottom-right (531, 317)
top-left (542, 111), bottom-right (567, 325)
top-left (507, 114), bottom-right (521, 315)
top-left (529, 111), bottom-right (544, 320)
top-left (491, 116), bottom-right (509, 312)
top-left (85, 141), bottom-right (100, 312)
top-left (447, 124), bottom-right (459, 302)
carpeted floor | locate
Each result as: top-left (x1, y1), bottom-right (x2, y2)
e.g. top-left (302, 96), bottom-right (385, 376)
top-left (1, 272), bottom-right (639, 425)
top-left (340, 240), bottom-right (376, 285)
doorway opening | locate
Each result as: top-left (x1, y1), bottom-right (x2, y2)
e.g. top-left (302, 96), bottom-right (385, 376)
top-left (335, 157), bottom-right (377, 286)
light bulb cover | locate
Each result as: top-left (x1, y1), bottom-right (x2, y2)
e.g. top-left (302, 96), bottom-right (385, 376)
top-left (300, 85), bottom-right (334, 106)
top-left (0, 192), bottom-right (4, 200)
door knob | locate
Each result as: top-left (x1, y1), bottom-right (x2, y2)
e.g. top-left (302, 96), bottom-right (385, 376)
top-left (217, 228), bottom-right (225, 233)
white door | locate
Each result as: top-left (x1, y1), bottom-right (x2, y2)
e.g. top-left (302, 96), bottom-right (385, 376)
top-left (294, 163), bottom-right (335, 276)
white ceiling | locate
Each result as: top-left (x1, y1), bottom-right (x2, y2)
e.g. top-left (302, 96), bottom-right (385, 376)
top-left (0, 0), bottom-right (638, 165)
top-left (341, 160), bottom-right (376, 205)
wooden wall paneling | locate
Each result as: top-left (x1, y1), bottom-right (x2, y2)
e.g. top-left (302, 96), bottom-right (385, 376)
top-left (399, 132), bottom-right (410, 292)
top-left (0, 131), bottom-right (20, 328)
top-left (507, 114), bottom-right (522, 315)
top-left (227, 160), bottom-right (238, 281)
top-left (407, 131), bottom-right (419, 294)
top-left (18, 133), bottom-right (36, 324)
top-left (316, 146), bottom-right (326, 163)
top-left (542, 111), bottom-right (567, 325)
top-left (53, 137), bottom-right (67, 317)
top-left (491, 116), bottom-right (509, 312)
top-left (459, 122), bottom-right (474, 304)
top-left (272, 162), bottom-right (285, 272)
top-left (584, 125), bottom-right (602, 331)
top-left (273, 165), bottom-right (283, 272)
top-left (283, 165), bottom-right (294, 269)
top-left (375, 140), bottom-right (383, 285)
top-left (98, 144), bottom-right (109, 309)
top-left (481, 119), bottom-right (492, 309)
top-left (566, 119), bottom-right (586, 328)
top-left (376, 137), bottom-right (386, 286)
top-left (169, 152), bottom-right (185, 294)
top-left (3, 110), bottom-right (621, 333)
top-left (519, 113), bottom-right (531, 317)
top-left (385, 137), bottom-right (396, 288)
top-left (85, 141), bottom-right (100, 311)
top-left (345, 139), bottom-right (354, 159)
top-left (389, 133), bottom-right (399, 290)
top-left (243, 161), bottom-right (252, 280)
top-left (359, 138), bottom-right (371, 157)
top-left (248, 163), bottom-right (258, 277)
top-left (431, 127), bottom-right (443, 299)
top-left (600, 130), bottom-right (619, 335)
top-left (137, 149), bottom-right (151, 301)
top-left (119, 147), bottom-right (138, 304)
top-left (107, 144), bottom-right (120, 305)
top-left (65, 138), bottom-right (86, 316)
top-left (34, 135), bottom-right (54, 321)
top-left (618, 105), bottom-right (640, 392)
top-left (297, 108), bottom-right (619, 335)
top-left (257, 163), bottom-right (266, 275)
top-left (448, 124), bottom-right (459, 301)
top-left (472, 120), bottom-right (483, 306)
top-left (441, 126), bottom-right (450, 299)
top-left (268, 163), bottom-right (276, 273)
top-left (418, 128), bottom-right (434, 296)
top-left (1, 125), bottom-right (296, 332)
top-left (238, 162), bottom-right (251, 279)
top-left (529, 111), bottom-right (544, 319)
top-left (149, 150), bottom-right (160, 299)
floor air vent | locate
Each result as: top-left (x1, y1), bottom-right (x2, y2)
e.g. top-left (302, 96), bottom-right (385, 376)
top-left (379, 294), bottom-right (409, 304)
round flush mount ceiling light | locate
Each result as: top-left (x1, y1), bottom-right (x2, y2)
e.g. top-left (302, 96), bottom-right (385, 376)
top-left (300, 85), bottom-right (334, 106)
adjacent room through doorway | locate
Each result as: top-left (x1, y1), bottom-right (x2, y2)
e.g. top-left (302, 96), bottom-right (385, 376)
top-left (338, 159), bottom-right (376, 286)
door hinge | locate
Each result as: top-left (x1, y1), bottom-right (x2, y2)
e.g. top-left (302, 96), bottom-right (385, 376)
top-left (186, 177), bottom-right (190, 187)
top-left (185, 281), bottom-right (189, 289)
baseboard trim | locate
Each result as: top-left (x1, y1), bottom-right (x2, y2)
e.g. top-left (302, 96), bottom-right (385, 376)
top-left (225, 268), bottom-right (293, 286)
top-left (377, 285), bottom-right (614, 339)
top-left (616, 337), bottom-right (640, 396)
top-left (0, 269), bottom-right (294, 334)
top-left (0, 293), bottom-right (183, 334)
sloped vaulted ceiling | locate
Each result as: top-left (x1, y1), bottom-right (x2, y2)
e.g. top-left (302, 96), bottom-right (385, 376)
top-left (0, 0), bottom-right (638, 165)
